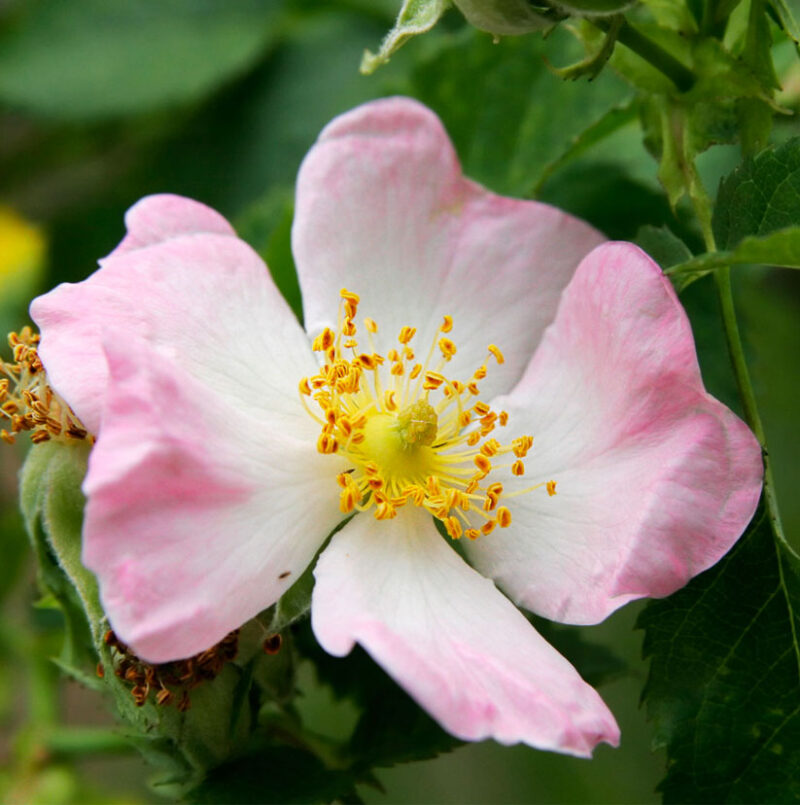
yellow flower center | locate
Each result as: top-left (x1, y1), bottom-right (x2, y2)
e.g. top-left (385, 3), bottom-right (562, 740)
top-left (299, 289), bottom-right (555, 540)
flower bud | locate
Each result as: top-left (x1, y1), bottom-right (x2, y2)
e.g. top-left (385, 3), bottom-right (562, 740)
top-left (454, 0), bottom-right (551, 35)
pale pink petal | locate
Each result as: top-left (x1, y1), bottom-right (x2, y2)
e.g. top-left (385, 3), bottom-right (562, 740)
top-left (311, 507), bottom-right (619, 755)
top-left (464, 242), bottom-right (763, 625)
top-left (84, 335), bottom-right (345, 663)
top-left (31, 209), bottom-right (317, 434)
top-left (293, 97), bottom-right (604, 400)
top-left (111, 194), bottom-right (236, 255)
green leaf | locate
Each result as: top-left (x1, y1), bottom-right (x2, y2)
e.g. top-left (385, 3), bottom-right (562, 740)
top-left (347, 680), bottom-right (462, 772)
top-left (190, 745), bottom-right (359, 804)
top-left (639, 503), bottom-right (800, 803)
top-left (714, 137), bottom-right (800, 249)
top-left (411, 28), bottom-right (632, 196)
top-left (738, 97), bottom-right (774, 157)
top-left (639, 96), bottom-right (706, 209)
top-left (532, 100), bottom-right (639, 194)
top-left (634, 224), bottom-right (694, 269)
top-left (667, 226), bottom-right (800, 283)
top-left (0, 0), bottom-right (281, 120)
top-left (20, 441), bottom-right (99, 668)
top-left (742, 0), bottom-right (781, 91)
top-left (294, 622), bottom-right (463, 769)
top-left (360, 0), bottom-right (451, 75)
top-left (263, 562), bottom-right (316, 634)
top-left (769, 0), bottom-right (800, 42)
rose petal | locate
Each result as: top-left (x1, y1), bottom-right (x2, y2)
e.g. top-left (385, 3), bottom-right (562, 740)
top-left (293, 97), bottom-right (604, 399)
top-left (464, 242), bottom-right (763, 624)
top-left (32, 207), bottom-right (316, 433)
top-left (110, 194), bottom-right (237, 255)
top-left (311, 506), bottom-right (619, 755)
top-left (84, 335), bottom-right (344, 663)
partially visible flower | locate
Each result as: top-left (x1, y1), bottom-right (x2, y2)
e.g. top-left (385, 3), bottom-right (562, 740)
top-left (30, 98), bottom-right (762, 755)
top-left (0, 327), bottom-right (87, 445)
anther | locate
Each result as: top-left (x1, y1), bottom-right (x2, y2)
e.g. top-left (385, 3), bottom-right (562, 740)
top-left (480, 439), bottom-right (500, 457)
top-left (512, 435), bottom-right (533, 458)
top-left (423, 371), bottom-right (445, 390)
top-left (445, 516), bottom-right (462, 540)
top-left (398, 326), bottom-right (416, 344)
top-left (440, 315), bottom-right (453, 333)
top-left (473, 454), bottom-right (491, 478)
top-left (488, 344), bottom-right (505, 364)
top-left (312, 328), bottom-right (335, 352)
top-left (438, 338), bottom-right (457, 360)
top-left (547, 481), bottom-right (557, 496)
top-left (358, 353), bottom-right (379, 370)
top-left (496, 507), bottom-right (512, 528)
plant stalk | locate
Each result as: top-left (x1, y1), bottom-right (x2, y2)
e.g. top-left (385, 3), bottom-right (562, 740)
top-left (591, 18), bottom-right (696, 93)
top-left (695, 192), bottom-right (786, 545)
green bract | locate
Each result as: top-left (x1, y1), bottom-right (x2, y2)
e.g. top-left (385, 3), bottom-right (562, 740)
top-left (361, 0), bottom-right (451, 74)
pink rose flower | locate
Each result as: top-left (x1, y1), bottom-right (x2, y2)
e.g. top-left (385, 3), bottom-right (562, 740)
top-left (30, 98), bottom-right (762, 757)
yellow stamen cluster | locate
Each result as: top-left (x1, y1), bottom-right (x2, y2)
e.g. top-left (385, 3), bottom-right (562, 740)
top-left (0, 327), bottom-right (88, 445)
top-left (299, 289), bottom-right (556, 540)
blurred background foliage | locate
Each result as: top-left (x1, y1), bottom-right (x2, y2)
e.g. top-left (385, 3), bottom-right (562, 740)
top-left (0, 0), bottom-right (797, 802)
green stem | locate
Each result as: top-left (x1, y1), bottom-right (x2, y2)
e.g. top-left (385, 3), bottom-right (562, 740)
top-left (591, 18), bottom-right (696, 93)
top-left (43, 727), bottom-right (133, 757)
top-left (713, 267), bottom-right (786, 543)
top-left (694, 189), bottom-right (786, 545)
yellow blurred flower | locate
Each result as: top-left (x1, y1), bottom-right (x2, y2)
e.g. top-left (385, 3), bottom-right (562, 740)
top-left (0, 206), bottom-right (45, 301)
top-left (1, 206), bottom-right (45, 277)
